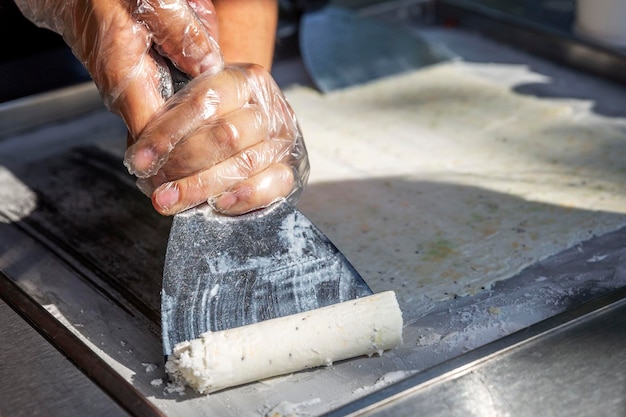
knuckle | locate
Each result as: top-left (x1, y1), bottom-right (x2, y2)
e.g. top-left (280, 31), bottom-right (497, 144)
top-left (212, 121), bottom-right (239, 149)
top-left (193, 90), bottom-right (219, 118)
top-left (246, 63), bottom-right (265, 79)
top-left (252, 108), bottom-right (270, 132)
top-left (235, 150), bottom-right (257, 175)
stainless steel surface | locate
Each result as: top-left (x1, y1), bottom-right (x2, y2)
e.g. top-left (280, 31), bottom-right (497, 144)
top-left (0, 82), bottom-right (103, 138)
top-left (436, 0), bottom-right (626, 87)
top-left (0, 273), bottom-right (164, 417)
top-left (1, 2), bottom-right (626, 416)
top-left (162, 201), bottom-right (372, 355)
top-left (0, 292), bottom-right (130, 417)
top-left (325, 287), bottom-right (626, 416)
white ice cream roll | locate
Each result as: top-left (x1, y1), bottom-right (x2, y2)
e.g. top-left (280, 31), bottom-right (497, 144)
top-left (165, 290), bottom-right (404, 394)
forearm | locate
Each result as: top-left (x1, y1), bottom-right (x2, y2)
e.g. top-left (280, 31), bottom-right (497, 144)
top-left (213, 0), bottom-right (278, 70)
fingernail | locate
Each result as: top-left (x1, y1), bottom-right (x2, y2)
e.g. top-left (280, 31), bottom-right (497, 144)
top-left (124, 146), bottom-right (158, 178)
top-left (155, 184), bottom-right (180, 211)
top-left (213, 191), bottom-right (238, 212)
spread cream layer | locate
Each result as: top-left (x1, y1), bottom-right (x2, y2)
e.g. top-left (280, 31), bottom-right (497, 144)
top-left (165, 291), bottom-right (403, 394)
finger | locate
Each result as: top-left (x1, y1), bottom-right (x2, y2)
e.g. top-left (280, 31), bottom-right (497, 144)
top-left (212, 164), bottom-right (295, 214)
top-left (124, 67), bottom-right (254, 178)
top-left (72, 0), bottom-right (166, 137)
top-left (132, 0), bottom-right (223, 76)
top-left (112, 55), bottom-right (168, 139)
top-left (151, 136), bottom-right (292, 215)
top-left (153, 105), bottom-right (271, 187)
top-left (187, 0), bottom-right (221, 40)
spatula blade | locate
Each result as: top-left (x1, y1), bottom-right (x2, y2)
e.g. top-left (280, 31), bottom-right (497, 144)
top-left (161, 201), bottom-right (372, 355)
top-left (300, 5), bottom-right (447, 92)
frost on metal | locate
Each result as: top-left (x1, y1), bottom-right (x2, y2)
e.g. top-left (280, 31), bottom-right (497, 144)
top-left (161, 202), bottom-right (372, 355)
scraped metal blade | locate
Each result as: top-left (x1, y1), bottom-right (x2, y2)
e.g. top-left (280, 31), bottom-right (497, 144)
top-left (300, 5), bottom-right (447, 92)
top-left (161, 201), bottom-right (372, 355)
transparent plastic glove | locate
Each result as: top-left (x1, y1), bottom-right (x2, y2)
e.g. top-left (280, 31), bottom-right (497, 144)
top-left (127, 63), bottom-right (310, 215)
top-left (14, 0), bottom-right (224, 138)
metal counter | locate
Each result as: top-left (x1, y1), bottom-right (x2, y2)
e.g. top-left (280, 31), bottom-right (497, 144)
top-left (326, 287), bottom-right (626, 416)
top-left (1, 1), bottom-right (626, 416)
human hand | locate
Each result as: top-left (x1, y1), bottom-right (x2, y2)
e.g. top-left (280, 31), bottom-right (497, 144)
top-left (14, 0), bottom-right (224, 138)
top-left (17, 0), bottom-right (309, 216)
top-left (125, 63), bottom-right (310, 215)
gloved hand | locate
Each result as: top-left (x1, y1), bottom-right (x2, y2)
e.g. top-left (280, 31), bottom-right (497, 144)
top-left (14, 0), bottom-right (223, 138)
top-left (16, 0), bottom-right (310, 215)
top-left (127, 63), bottom-right (310, 215)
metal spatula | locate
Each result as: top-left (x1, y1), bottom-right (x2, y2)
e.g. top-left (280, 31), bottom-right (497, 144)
top-left (161, 201), bottom-right (372, 355)
top-left (300, 4), bottom-right (446, 92)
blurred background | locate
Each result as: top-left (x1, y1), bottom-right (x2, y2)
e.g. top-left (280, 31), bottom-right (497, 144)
top-left (3, 0), bottom-right (625, 103)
